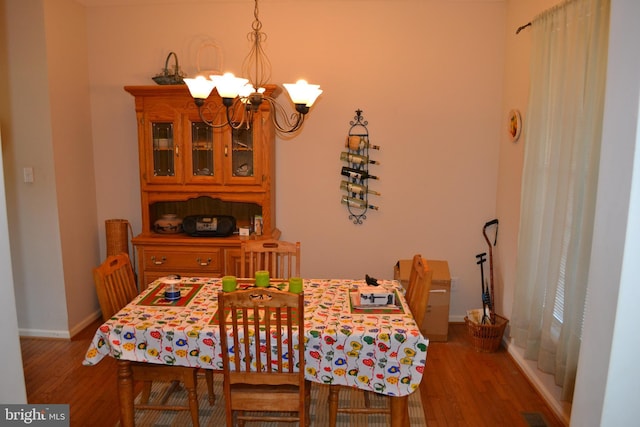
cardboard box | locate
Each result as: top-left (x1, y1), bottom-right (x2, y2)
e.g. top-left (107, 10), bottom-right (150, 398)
top-left (394, 259), bottom-right (451, 341)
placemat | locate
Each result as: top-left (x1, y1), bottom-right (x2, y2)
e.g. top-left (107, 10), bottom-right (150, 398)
top-left (137, 282), bottom-right (204, 307)
top-left (349, 289), bottom-right (405, 314)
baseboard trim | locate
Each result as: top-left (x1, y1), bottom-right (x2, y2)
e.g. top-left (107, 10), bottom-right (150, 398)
top-left (19, 310), bottom-right (102, 339)
top-left (19, 328), bottom-right (71, 339)
top-left (69, 310), bottom-right (102, 337)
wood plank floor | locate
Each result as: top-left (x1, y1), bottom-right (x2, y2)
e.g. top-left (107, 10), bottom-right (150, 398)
top-left (20, 319), bottom-right (566, 426)
top-left (420, 324), bottom-right (565, 427)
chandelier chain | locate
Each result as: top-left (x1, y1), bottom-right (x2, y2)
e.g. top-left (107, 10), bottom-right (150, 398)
top-left (243, 0), bottom-right (271, 90)
top-left (251, 0), bottom-right (262, 32)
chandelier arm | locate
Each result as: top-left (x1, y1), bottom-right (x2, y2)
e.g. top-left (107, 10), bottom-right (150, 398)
top-left (278, 112), bottom-right (304, 134)
top-left (226, 98), bottom-right (254, 130)
top-left (263, 96), bottom-right (305, 134)
top-left (198, 103), bottom-right (228, 129)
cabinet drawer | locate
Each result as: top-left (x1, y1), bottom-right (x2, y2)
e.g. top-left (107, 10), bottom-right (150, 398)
top-left (143, 248), bottom-right (222, 273)
top-left (141, 271), bottom-right (222, 290)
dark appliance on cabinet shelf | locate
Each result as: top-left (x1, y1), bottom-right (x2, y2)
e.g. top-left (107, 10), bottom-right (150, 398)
top-left (182, 215), bottom-right (236, 237)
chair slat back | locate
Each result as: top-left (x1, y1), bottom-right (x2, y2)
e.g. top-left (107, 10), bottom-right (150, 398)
top-left (218, 288), bottom-right (304, 386)
top-left (405, 254), bottom-right (433, 328)
top-left (93, 253), bottom-right (138, 321)
top-left (240, 239), bottom-right (301, 279)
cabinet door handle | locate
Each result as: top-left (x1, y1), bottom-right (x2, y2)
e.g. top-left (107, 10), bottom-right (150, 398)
top-left (224, 145), bottom-right (228, 157)
top-left (151, 256), bottom-right (166, 265)
top-left (197, 257), bottom-right (212, 266)
top-left (175, 145), bottom-right (179, 157)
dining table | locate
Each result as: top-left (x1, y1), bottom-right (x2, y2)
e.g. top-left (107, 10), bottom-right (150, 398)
top-left (83, 277), bottom-right (429, 426)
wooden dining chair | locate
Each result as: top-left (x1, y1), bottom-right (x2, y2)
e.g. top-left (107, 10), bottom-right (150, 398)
top-left (93, 253), bottom-right (215, 425)
top-left (218, 287), bottom-right (310, 427)
top-left (240, 239), bottom-right (301, 279)
top-left (405, 254), bottom-right (434, 330)
top-left (328, 254), bottom-right (432, 426)
top-left (93, 253), bottom-right (139, 322)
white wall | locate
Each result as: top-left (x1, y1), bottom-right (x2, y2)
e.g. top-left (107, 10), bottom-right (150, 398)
top-left (86, 0), bottom-right (506, 325)
top-left (2, 0), bottom-right (69, 336)
top-left (0, 0), bottom-right (27, 405)
top-left (1, 0), bottom-right (99, 338)
top-left (43, 0), bottom-right (100, 335)
top-left (572, 0), bottom-right (640, 425)
top-left (0, 127), bottom-right (27, 403)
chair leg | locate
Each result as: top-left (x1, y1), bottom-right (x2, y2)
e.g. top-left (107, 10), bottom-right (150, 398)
top-left (328, 386), bottom-right (339, 427)
top-left (184, 369), bottom-right (200, 427)
top-left (204, 370), bottom-right (215, 405)
top-left (140, 380), bottom-right (153, 404)
top-left (158, 381), bottom-right (181, 405)
top-left (364, 389), bottom-right (372, 408)
top-left (305, 381), bottom-right (312, 427)
top-left (225, 401), bottom-right (233, 427)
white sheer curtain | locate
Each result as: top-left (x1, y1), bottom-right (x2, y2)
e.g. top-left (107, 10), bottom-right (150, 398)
top-left (511, 0), bottom-right (610, 402)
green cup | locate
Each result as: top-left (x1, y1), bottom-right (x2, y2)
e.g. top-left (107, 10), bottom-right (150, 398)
top-left (221, 275), bottom-right (237, 292)
top-left (288, 277), bottom-right (303, 294)
top-left (255, 270), bottom-right (270, 287)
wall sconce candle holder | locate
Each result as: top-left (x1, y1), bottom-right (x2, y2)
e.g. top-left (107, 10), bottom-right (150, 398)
top-left (340, 109), bottom-right (380, 224)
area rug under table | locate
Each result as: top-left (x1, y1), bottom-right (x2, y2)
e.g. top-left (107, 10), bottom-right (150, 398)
top-left (120, 376), bottom-right (427, 426)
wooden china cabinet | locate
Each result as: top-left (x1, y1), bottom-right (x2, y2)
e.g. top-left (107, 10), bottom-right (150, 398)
top-left (125, 85), bottom-right (278, 287)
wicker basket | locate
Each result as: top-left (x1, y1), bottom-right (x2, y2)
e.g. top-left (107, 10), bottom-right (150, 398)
top-left (105, 219), bottom-right (132, 257)
top-left (464, 313), bottom-right (509, 353)
top-left (152, 52), bottom-right (185, 85)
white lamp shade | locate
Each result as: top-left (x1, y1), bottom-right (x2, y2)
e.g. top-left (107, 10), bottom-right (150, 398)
top-left (238, 84), bottom-right (255, 98)
top-left (184, 76), bottom-right (215, 100)
top-left (211, 72), bottom-right (249, 99)
top-left (238, 84), bottom-right (265, 97)
top-left (283, 80), bottom-right (322, 106)
top-left (304, 88), bottom-right (323, 107)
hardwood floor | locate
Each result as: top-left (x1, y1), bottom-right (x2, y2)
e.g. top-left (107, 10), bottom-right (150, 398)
top-left (420, 323), bottom-right (565, 427)
top-left (20, 320), bottom-right (125, 426)
top-left (20, 319), bottom-right (565, 426)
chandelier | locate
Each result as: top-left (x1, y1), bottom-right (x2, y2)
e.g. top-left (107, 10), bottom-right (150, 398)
top-left (184, 0), bottom-right (322, 134)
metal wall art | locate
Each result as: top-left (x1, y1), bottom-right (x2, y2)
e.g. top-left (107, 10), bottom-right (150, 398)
top-left (340, 109), bottom-right (380, 224)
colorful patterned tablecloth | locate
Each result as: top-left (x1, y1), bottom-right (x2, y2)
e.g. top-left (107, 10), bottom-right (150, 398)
top-left (83, 278), bottom-right (428, 397)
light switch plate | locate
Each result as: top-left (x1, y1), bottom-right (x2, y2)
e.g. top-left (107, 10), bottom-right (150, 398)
top-left (23, 167), bottom-right (34, 183)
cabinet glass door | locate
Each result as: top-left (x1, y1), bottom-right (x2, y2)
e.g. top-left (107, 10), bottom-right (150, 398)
top-left (152, 122), bottom-right (175, 176)
top-left (224, 113), bottom-right (264, 185)
top-left (191, 122), bottom-right (214, 177)
top-left (231, 127), bottom-right (254, 178)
